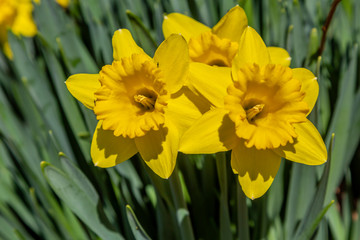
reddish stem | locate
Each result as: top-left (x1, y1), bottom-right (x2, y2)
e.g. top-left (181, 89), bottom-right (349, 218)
top-left (318, 0), bottom-right (342, 57)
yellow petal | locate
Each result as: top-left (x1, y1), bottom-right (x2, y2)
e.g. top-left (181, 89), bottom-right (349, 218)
top-left (65, 73), bottom-right (100, 109)
top-left (212, 6), bottom-right (248, 42)
top-left (112, 29), bottom-right (145, 61)
top-left (166, 87), bottom-right (210, 135)
top-left (179, 108), bottom-right (239, 154)
top-left (232, 27), bottom-right (270, 77)
top-left (267, 47), bottom-right (291, 67)
top-left (231, 143), bottom-right (281, 199)
top-left (56, 0), bottom-right (70, 8)
top-left (292, 68), bottom-right (319, 114)
top-left (162, 13), bottom-right (211, 41)
top-left (3, 41), bottom-right (13, 60)
top-left (91, 121), bottom-right (138, 168)
top-left (154, 34), bottom-right (189, 93)
top-left (188, 63), bottom-right (232, 107)
top-left (11, 3), bottom-right (37, 37)
top-left (273, 120), bottom-right (327, 165)
top-left (135, 119), bottom-right (179, 179)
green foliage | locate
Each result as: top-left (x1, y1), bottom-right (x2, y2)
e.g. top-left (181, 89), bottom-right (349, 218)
top-left (0, 0), bottom-right (359, 239)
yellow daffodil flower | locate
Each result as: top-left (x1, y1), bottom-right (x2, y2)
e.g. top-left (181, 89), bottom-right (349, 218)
top-left (179, 27), bottom-right (327, 199)
top-left (0, 0), bottom-right (37, 59)
top-left (66, 29), bottom-right (208, 179)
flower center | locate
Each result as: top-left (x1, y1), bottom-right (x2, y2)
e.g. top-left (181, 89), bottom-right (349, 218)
top-left (188, 31), bottom-right (238, 67)
top-left (134, 94), bottom-right (155, 110)
top-left (225, 63), bottom-right (309, 150)
top-left (246, 103), bottom-right (265, 121)
top-left (94, 54), bottom-right (168, 138)
top-left (133, 88), bottom-right (157, 111)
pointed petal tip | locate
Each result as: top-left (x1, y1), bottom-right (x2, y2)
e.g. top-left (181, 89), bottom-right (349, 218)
top-left (161, 173), bottom-right (171, 179)
top-left (154, 33), bottom-right (189, 93)
top-left (234, 26), bottom-right (270, 68)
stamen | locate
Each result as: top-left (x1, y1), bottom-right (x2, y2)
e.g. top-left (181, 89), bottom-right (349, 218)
top-left (246, 104), bottom-right (264, 121)
top-left (134, 94), bottom-right (156, 110)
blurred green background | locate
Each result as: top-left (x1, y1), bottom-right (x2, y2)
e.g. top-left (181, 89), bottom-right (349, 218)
top-left (0, 0), bottom-right (359, 239)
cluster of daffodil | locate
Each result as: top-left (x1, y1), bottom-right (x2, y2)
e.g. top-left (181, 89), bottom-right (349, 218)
top-left (0, 0), bottom-right (69, 59)
top-left (66, 6), bottom-right (327, 199)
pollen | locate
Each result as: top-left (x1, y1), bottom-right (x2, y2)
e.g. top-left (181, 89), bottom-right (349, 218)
top-left (246, 104), bottom-right (264, 121)
top-left (134, 94), bottom-right (156, 110)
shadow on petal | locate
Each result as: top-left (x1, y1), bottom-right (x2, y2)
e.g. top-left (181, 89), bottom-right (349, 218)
top-left (135, 121), bottom-right (179, 179)
top-left (92, 122), bottom-right (138, 168)
top-left (231, 143), bottom-right (281, 199)
top-left (219, 113), bottom-right (240, 150)
top-left (135, 126), bottom-right (168, 161)
top-left (272, 120), bottom-right (327, 165)
top-left (171, 86), bottom-right (211, 114)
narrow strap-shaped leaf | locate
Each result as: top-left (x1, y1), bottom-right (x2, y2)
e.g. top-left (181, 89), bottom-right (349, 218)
top-left (126, 10), bottom-right (157, 56)
top-left (41, 161), bottom-right (124, 240)
top-left (215, 152), bottom-right (232, 240)
top-left (294, 133), bottom-right (335, 239)
top-left (126, 205), bottom-right (151, 240)
top-left (297, 200), bottom-right (334, 240)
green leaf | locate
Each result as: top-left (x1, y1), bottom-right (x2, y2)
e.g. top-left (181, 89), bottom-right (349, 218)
top-left (297, 200), bottom-right (334, 240)
top-left (325, 44), bottom-right (358, 203)
top-left (294, 133), bottom-right (335, 239)
top-left (126, 10), bottom-right (157, 56)
top-left (345, 89), bottom-right (360, 166)
top-left (34, 0), bottom-right (98, 73)
top-left (290, 1), bottom-right (308, 66)
top-left (215, 152), bottom-right (232, 240)
top-left (327, 204), bottom-right (346, 239)
top-left (41, 161), bottom-right (124, 240)
top-left (41, 46), bottom-right (91, 160)
top-left (266, 159), bottom-right (284, 229)
top-left (237, 183), bottom-right (250, 240)
top-left (8, 32), bottom-right (75, 160)
top-left (284, 164), bottom-right (317, 239)
top-left (126, 205), bottom-right (151, 240)
top-left (0, 215), bottom-right (23, 240)
top-left (28, 188), bottom-right (64, 240)
top-left (350, 199), bottom-right (360, 240)
top-left (115, 161), bottom-right (145, 207)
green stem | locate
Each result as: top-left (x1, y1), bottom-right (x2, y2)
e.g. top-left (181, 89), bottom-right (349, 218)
top-left (237, 183), bottom-right (250, 240)
top-left (215, 152), bottom-right (232, 239)
top-left (169, 166), bottom-right (195, 240)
